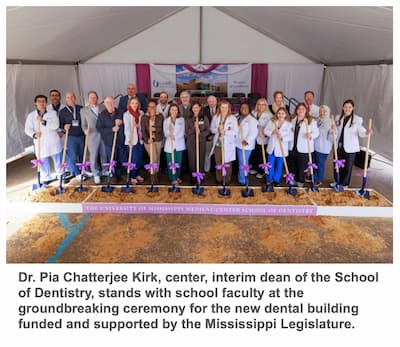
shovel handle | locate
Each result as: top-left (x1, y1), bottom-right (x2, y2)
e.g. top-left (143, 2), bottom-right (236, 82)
top-left (304, 118), bottom-right (313, 175)
top-left (331, 115), bottom-right (340, 174)
top-left (363, 118), bottom-right (372, 177)
top-left (275, 121), bottom-right (289, 174)
top-left (61, 128), bottom-right (70, 173)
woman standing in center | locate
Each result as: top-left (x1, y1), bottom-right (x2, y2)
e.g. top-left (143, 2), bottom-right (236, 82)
top-left (288, 103), bottom-right (320, 187)
top-left (210, 100), bottom-right (239, 185)
top-left (140, 99), bottom-right (164, 183)
top-left (164, 104), bottom-right (185, 185)
top-left (123, 97), bottom-right (145, 185)
top-left (185, 102), bottom-right (210, 183)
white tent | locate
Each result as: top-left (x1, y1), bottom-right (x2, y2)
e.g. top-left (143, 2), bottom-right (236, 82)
top-left (7, 6), bottom-right (393, 160)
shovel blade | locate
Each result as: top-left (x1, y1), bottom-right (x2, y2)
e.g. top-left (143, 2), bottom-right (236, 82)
top-left (192, 186), bottom-right (204, 195)
top-left (286, 186), bottom-right (297, 196)
top-left (74, 186), bottom-right (88, 193)
top-left (121, 186), bottom-right (134, 193)
top-left (355, 189), bottom-right (370, 199)
top-left (55, 187), bottom-right (67, 195)
top-left (241, 188), bottom-right (254, 198)
top-left (332, 184), bottom-right (344, 193)
top-left (218, 187), bottom-right (231, 196)
top-left (101, 185), bottom-right (114, 193)
top-left (308, 185), bottom-right (319, 193)
top-left (32, 183), bottom-right (46, 191)
top-left (148, 185), bottom-right (159, 193)
top-left (168, 186), bottom-right (181, 193)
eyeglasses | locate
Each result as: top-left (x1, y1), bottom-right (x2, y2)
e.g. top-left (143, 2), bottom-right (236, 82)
top-left (148, 105), bottom-right (156, 109)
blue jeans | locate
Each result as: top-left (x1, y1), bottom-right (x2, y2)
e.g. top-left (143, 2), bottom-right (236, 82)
top-left (125, 143), bottom-right (144, 179)
top-left (66, 135), bottom-right (84, 176)
top-left (312, 151), bottom-right (328, 183)
top-left (236, 147), bottom-right (252, 184)
top-left (267, 152), bottom-right (284, 184)
top-left (40, 152), bottom-right (62, 181)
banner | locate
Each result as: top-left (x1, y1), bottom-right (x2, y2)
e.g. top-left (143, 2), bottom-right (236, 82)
top-left (150, 64), bottom-right (251, 99)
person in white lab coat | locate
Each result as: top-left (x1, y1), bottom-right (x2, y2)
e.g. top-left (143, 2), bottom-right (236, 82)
top-left (210, 100), bottom-right (239, 184)
top-left (123, 97), bottom-right (145, 185)
top-left (236, 104), bottom-right (258, 185)
top-left (25, 95), bottom-right (62, 183)
top-left (330, 99), bottom-right (372, 187)
top-left (264, 107), bottom-right (292, 185)
top-left (164, 104), bottom-right (186, 184)
top-left (288, 102), bottom-right (320, 186)
top-left (47, 89), bottom-right (66, 151)
top-left (250, 98), bottom-right (273, 178)
top-left (313, 105), bottom-right (333, 186)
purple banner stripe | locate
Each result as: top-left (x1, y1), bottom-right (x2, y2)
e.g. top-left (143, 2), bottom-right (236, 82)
top-left (82, 203), bottom-right (317, 216)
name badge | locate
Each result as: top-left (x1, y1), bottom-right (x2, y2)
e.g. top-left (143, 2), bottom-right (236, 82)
top-left (199, 121), bottom-right (204, 125)
top-left (72, 119), bottom-right (79, 127)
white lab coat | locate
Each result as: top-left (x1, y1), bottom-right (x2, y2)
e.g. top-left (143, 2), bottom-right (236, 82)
top-left (314, 118), bottom-right (333, 154)
top-left (307, 103), bottom-right (320, 119)
top-left (264, 120), bottom-right (292, 157)
top-left (334, 114), bottom-right (368, 153)
top-left (47, 103), bottom-right (66, 115)
top-left (163, 117), bottom-right (186, 153)
top-left (289, 117), bottom-right (320, 153)
top-left (123, 110), bottom-right (144, 146)
top-left (25, 109), bottom-right (62, 158)
top-left (210, 114), bottom-right (239, 163)
top-left (236, 116), bottom-right (259, 150)
top-left (156, 103), bottom-right (170, 119)
top-left (251, 111), bottom-right (273, 145)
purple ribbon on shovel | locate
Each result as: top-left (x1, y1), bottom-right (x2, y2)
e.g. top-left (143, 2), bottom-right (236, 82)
top-left (168, 162), bottom-right (180, 171)
top-left (122, 162), bottom-right (137, 171)
top-left (284, 172), bottom-right (295, 185)
top-left (31, 159), bottom-right (45, 168)
top-left (333, 159), bottom-right (346, 169)
top-left (215, 163), bottom-right (230, 176)
top-left (76, 161), bottom-right (91, 174)
top-left (259, 162), bottom-right (272, 174)
top-left (58, 162), bottom-right (69, 170)
top-left (304, 161), bottom-right (318, 173)
top-left (103, 160), bottom-right (117, 173)
top-left (240, 165), bottom-right (251, 174)
top-left (144, 163), bottom-right (158, 172)
top-left (192, 172), bottom-right (205, 184)
top-left (356, 171), bottom-right (371, 185)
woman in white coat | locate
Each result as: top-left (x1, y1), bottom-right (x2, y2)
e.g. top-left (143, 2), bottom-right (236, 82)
top-left (163, 104), bottom-right (186, 184)
top-left (25, 94), bottom-right (62, 183)
top-left (331, 99), bottom-right (372, 187)
top-left (210, 100), bottom-right (239, 184)
top-left (123, 97), bottom-right (144, 184)
top-left (313, 105), bottom-right (333, 186)
top-left (264, 107), bottom-right (292, 186)
top-left (288, 102), bottom-right (320, 186)
top-left (236, 103), bottom-right (258, 185)
top-left (250, 98), bottom-right (273, 178)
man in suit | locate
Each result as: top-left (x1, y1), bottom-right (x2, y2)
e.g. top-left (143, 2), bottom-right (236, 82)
top-left (202, 95), bottom-right (218, 173)
top-left (118, 83), bottom-right (147, 114)
top-left (80, 91), bottom-right (107, 184)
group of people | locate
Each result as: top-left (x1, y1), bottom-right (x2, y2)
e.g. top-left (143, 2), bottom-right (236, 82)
top-left (25, 83), bottom-right (372, 189)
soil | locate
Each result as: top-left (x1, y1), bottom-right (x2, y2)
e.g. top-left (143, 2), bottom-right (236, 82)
top-left (25, 185), bottom-right (391, 207)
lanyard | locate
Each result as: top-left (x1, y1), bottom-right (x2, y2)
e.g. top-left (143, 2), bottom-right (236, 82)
top-left (66, 106), bottom-right (76, 120)
top-left (90, 106), bottom-right (99, 117)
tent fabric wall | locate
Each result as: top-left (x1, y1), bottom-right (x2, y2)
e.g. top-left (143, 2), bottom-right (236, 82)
top-left (78, 64), bottom-right (137, 105)
top-left (6, 64), bottom-right (79, 159)
top-left (267, 63), bottom-right (324, 112)
top-left (323, 65), bottom-right (393, 161)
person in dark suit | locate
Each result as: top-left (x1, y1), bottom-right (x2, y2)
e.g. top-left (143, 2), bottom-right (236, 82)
top-left (118, 83), bottom-right (147, 114)
top-left (202, 95), bottom-right (218, 173)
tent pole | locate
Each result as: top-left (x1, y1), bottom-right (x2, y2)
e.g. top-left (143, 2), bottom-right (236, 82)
top-left (75, 64), bottom-right (84, 106)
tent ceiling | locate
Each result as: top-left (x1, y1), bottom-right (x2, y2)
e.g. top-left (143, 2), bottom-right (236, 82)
top-left (7, 6), bottom-right (392, 65)
top-left (217, 6), bottom-right (392, 64)
top-left (6, 6), bottom-right (184, 63)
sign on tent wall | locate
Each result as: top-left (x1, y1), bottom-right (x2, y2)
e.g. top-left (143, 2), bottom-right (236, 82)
top-left (150, 64), bottom-right (251, 98)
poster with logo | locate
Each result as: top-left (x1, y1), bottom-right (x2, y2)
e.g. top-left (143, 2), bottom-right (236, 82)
top-left (150, 64), bottom-right (251, 99)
